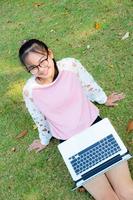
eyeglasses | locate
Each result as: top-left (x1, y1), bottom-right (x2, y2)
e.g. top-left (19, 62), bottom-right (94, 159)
top-left (27, 55), bottom-right (49, 74)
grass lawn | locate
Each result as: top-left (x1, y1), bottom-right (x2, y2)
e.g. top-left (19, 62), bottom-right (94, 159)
top-left (0, 0), bottom-right (133, 199)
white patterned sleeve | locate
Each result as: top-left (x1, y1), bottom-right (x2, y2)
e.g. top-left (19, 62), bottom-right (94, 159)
top-left (23, 87), bottom-right (52, 145)
top-left (71, 58), bottom-right (107, 104)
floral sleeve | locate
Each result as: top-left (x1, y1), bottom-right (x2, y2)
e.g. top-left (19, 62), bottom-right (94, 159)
top-left (71, 58), bottom-right (107, 104)
top-left (23, 86), bottom-right (52, 145)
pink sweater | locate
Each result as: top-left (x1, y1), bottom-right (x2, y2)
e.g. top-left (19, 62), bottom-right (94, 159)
top-left (32, 70), bottom-right (99, 140)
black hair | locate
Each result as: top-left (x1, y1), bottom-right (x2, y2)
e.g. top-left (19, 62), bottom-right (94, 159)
top-left (19, 39), bottom-right (59, 81)
top-left (19, 39), bottom-right (49, 66)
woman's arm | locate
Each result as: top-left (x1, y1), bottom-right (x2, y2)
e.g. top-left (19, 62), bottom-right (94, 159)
top-left (23, 87), bottom-right (52, 152)
top-left (71, 58), bottom-right (125, 106)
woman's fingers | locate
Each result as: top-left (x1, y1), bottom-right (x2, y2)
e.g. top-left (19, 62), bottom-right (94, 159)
top-left (28, 144), bottom-right (38, 152)
top-left (28, 139), bottom-right (40, 148)
top-left (110, 92), bottom-right (125, 102)
top-left (107, 102), bottom-right (118, 107)
top-left (28, 139), bottom-right (46, 152)
top-left (35, 146), bottom-right (45, 153)
top-left (28, 140), bottom-right (40, 151)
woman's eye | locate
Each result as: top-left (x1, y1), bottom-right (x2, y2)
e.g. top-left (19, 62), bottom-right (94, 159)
top-left (40, 60), bottom-right (44, 63)
top-left (41, 59), bottom-right (46, 63)
top-left (29, 66), bottom-right (36, 70)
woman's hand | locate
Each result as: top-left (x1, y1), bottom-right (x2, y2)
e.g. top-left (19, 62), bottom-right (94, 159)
top-left (28, 139), bottom-right (47, 153)
top-left (105, 92), bottom-right (125, 107)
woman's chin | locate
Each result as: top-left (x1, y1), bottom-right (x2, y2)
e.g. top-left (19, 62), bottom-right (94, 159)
top-left (37, 72), bottom-right (49, 78)
top-left (37, 73), bottom-right (53, 81)
top-left (38, 75), bottom-right (49, 79)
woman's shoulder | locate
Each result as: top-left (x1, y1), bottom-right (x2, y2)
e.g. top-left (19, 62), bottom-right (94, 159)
top-left (23, 76), bottom-right (36, 98)
top-left (23, 76), bottom-right (35, 89)
top-left (57, 57), bottom-right (80, 72)
top-left (57, 57), bottom-right (79, 65)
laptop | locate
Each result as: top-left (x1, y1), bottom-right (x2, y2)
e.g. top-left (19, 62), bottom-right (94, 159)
top-left (58, 118), bottom-right (132, 190)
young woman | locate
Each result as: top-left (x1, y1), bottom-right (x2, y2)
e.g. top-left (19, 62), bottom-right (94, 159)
top-left (19, 39), bottom-right (133, 200)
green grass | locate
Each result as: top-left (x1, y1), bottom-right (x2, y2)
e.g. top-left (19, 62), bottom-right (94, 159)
top-left (0, 0), bottom-right (133, 199)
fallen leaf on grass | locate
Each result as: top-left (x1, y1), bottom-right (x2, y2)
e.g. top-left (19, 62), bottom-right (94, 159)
top-left (121, 32), bottom-right (129, 40)
top-left (95, 23), bottom-right (101, 30)
top-left (33, 124), bottom-right (37, 130)
top-left (11, 147), bottom-right (16, 152)
top-left (127, 120), bottom-right (133, 133)
top-left (33, 2), bottom-right (44, 7)
top-left (62, 12), bottom-right (69, 16)
top-left (108, 64), bottom-right (114, 68)
top-left (16, 130), bottom-right (28, 139)
top-left (128, 141), bottom-right (133, 144)
top-left (19, 40), bottom-right (28, 46)
top-left (77, 187), bottom-right (86, 192)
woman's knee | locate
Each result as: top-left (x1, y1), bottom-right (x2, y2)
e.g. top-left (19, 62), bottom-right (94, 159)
top-left (83, 174), bottom-right (119, 200)
top-left (117, 182), bottom-right (133, 200)
top-left (96, 192), bottom-right (119, 200)
top-left (91, 192), bottom-right (119, 200)
top-left (84, 185), bottom-right (119, 200)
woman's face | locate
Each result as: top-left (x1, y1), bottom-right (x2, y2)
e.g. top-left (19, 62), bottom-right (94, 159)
top-left (25, 50), bottom-right (55, 80)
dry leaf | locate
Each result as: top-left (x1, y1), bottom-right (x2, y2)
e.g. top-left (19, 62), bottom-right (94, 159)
top-left (11, 147), bottom-right (16, 152)
top-left (127, 120), bottom-right (133, 133)
top-left (16, 130), bottom-right (28, 139)
top-left (77, 187), bottom-right (86, 192)
top-left (121, 32), bottom-right (129, 40)
top-left (95, 23), bottom-right (101, 29)
top-left (33, 124), bottom-right (37, 130)
top-left (109, 64), bottom-right (113, 68)
top-left (33, 2), bottom-right (44, 7)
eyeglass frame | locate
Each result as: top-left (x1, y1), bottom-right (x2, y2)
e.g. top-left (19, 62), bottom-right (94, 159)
top-left (26, 55), bottom-right (49, 74)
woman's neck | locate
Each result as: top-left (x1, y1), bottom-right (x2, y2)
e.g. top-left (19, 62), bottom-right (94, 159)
top-left (36, 76), bottom-right (54, 85)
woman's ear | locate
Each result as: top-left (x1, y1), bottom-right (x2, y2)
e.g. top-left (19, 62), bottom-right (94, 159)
top-left (48, 49), bottom-right (54, 59)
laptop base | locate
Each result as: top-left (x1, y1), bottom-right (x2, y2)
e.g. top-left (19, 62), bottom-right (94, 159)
top-left (72, 153), bottom-right (132, 191)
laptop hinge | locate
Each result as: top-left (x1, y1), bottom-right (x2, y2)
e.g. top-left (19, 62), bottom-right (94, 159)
top-left (122, 150), bottom-right (132, 157)
top-left (81, 154), bottom-right (122, 181)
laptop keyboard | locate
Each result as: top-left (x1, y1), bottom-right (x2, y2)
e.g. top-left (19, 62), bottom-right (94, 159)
top-left (69, 134), bottom-right (121, 175)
